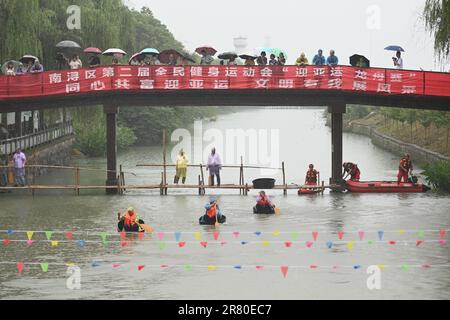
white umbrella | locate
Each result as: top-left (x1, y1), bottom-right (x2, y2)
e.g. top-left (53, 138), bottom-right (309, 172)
top-left (102, 48), bottom-right (127, 56)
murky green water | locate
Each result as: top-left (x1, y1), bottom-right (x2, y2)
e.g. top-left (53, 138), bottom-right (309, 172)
top-left (0, 109), bottom-right (449, 300)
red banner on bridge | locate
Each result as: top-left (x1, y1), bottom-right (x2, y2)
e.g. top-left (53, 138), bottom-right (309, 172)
top-left (0, 65), bottom-right (449, 100)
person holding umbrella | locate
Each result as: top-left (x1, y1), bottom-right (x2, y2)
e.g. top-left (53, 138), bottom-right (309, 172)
top-left (200, 50), bottom-right (214, 65)
top-left (393, 51), bottom-right (403, 69)
top-left (30, 60), bottom-right (44, 73)
top-left (69, 54), bottom-right (83, 69)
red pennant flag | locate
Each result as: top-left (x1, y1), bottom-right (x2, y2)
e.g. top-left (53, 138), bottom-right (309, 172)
top-left (120, 232), bottom-right (126, 240)
top-left (200, 241), bottom-right (208, 248)
top-left (440, 229), bottom-right (446, 239)
top-left (439, 240), bottom-right (447, 246)
top-left (358, 231), bottom-right (365, 241)
top-left (312, 231), bottom-right (319, 241)
top-left (160, 265), bottom-right (169, 268)
top-left (422, 264), bottom-right (431, 269)
top-left (138, 233), bottom-right (144, 241)
top-left (306, 241), bottom-right (313, 248)
top-left (310, 265), bottom-right (318, 269)
top-left (220, 241), bottom-right (227, 246)
top-left (121, 241), bottom-right (128, 247)
top-left (416, 240), bottom-right (424, 247)
top-left (3, 239), bottom-right (11, 245)
top-left (17, 262), bottom-right (24, 274)
top-left (138, 265), bottom-right (145, 271)
top-left (338, 231), bottom-right (344, 240)
top-left (213, 231), bottom-right (220, 241)
top-left (233, 232), bottom-right (240, 238)
top-left (113, 264), bottom-right (121, 268)
top-left (65, 232), bottom-right (73, 240)
top-left (178, 242), bottom-right (186, 248)
top-left (284, 241), bottom-right (292, 248)
top-left (256, 266), bottom-right (264, 270)
top-left (280, 266), bottom-right (289, 278)
top-left (389, 241), bottom-right (397, 245)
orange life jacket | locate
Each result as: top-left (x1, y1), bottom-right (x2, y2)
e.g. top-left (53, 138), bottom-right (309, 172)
top-left (306, 169), bottom-right (318, 183)
top-left (257, 195), bottom-right (270, 206)
top-left (399, 158), bottom-right (412, 171)
top-left (207, 203), bottom-right (217, 218)
top-left (124, 212), bottom-right (137, 227)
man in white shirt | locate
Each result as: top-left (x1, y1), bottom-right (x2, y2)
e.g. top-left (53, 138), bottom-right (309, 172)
top-left (13, 148), bottom-right (26, 186)
top-left (393, 51), bottom-right (403, 69)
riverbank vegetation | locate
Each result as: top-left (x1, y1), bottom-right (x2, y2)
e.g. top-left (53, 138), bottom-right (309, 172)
top-left (422, 160), bottom-right (450, 192)
top-left (344, 106), bottom-right (450, 157)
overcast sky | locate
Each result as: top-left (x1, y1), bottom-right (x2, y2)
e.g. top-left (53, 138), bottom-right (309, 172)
top-left (125, 0), bottom-right (448, 71)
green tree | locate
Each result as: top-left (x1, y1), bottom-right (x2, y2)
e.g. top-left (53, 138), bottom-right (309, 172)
top-left (423, 0), bottom-right (450, 61)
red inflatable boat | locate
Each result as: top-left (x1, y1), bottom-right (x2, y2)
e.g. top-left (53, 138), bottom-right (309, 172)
top-left (346, 180), bottom-right (430, 193)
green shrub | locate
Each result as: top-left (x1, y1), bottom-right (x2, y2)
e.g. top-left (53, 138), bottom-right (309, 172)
top-left (422, 160), bottom-right (450, 192)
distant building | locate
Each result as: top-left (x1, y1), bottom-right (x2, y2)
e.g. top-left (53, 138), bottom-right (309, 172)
top-left (233, 36), bottom-right (248, 54)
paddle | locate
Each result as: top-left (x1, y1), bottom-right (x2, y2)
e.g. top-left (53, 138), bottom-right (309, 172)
top-left (136, 222), bottom-right (154, 233)
top-left (275, 207), bottom-right (281, 215)
top-left (215, 212), bottom-right (220, 228)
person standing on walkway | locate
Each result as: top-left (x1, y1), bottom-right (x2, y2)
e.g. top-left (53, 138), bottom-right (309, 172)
top-left (207, 147), bottom-right (222, 186)
top-left (326, 50), bottom-right (339, 66)
top-left (13, 148), bottom-right (26, 187)
top-left (0, 154), bottom-right (8, 187)
top-left (393, 51), bottom-right (403, 69)
top-left (174, 149), bottom-right (189, 185)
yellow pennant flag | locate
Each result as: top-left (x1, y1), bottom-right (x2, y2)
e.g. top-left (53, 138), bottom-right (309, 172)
top-left (26, 231), bottom-right (34, 241)
top-left (207, 265), bottom-right (217, 271)
top-left (194, 232), bottom-right (202, 241)
top-left (377, 265), bottom-right (386, 269)
top-left (347, 241), bottom-right (354, 251)
top-left (272, 231), bottom-right (281, 237)
top-left (51, 241), bottom-right (59, 247)
top-left (262, 241), bottom-right (270, 247)
top-left (399, 230), bottom-right (405, 236)
top-left (66, 263), bottom-right (75, 267)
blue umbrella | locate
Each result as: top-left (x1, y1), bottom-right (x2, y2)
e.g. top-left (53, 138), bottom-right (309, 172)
top-left (140, 48), bottom-right (160, 55)
top-left (384, 45), bottom-right (405, 52)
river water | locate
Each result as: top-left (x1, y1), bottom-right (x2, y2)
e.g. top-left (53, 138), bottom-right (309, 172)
top-left (0, 108), bottom-right (449, 300)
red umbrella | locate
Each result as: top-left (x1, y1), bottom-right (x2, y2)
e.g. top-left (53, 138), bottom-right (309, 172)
top-left (195, 46), bottom-right (217, 56)
top-left (159, 49), bottom-right (182, 64)
top-left (84, 47), bottom-right (102, 54)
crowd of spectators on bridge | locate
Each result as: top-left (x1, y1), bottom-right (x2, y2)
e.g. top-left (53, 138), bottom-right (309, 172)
top-left (2, 43), bottom-right (409, 78)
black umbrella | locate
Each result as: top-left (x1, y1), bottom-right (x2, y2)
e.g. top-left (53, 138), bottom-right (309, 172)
top-left (218, 52), bottom-right (238, 60)
top-left (56, 40), bottom-right (81, 49)
top-left (350, 54), bottom-right (370, 68)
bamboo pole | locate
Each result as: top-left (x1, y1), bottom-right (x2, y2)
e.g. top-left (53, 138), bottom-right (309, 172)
top-left (282, 162), bottom-right (287, 196)
top-left (162, 129), bottom-right (167, 195)
top-left (76, 167), bottom-right (80, 196)
top-left (200, 164), bottom-right (205, 195)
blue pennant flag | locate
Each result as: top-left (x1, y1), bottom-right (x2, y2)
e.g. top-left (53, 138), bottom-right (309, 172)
top-left (7, 230), bottom-right (14, 235)
top-left (254, 232), bottom-right (262, 237)
top-left (92, 262), bottom-right (100, 267)
top-left (326, 241), bottom-right (333, 249)
top-left (234, 265), bottom-right (242, 270)
top-left (378, 231), bottom-right (384, 241)
top-left (353, 265), bottom-right (362, 270)
top-left (78, 240), bottom-right (86, 247)
top-left (241, 241), bottom-right (248, 245)
top-left (175, 232), bottom-right (182, 242)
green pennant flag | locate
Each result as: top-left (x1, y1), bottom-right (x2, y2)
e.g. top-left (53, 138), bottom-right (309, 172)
top-left (100, 232), bottom-right (108, 244)
top-left (291, 232), bottom-right (300, 241)
top-left (45, 231), bottom-right (53, 241)
top-left (418, 230), bottom-right (425, 238)
top-left (184, 265), bottom-right (192, 271)
top-left (40, 263), bottom-right (49, 273)
top-left (368, 240), bottom-right (374, 245)
top-left (401, 264), bottom-right (410, 272)
top-left (159, 241), bottom-right (166, 251)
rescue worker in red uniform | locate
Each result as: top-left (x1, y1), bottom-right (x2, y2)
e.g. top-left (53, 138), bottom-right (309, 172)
top-left (343, 162), bottom-right (361, 182)
top-left (397, 153), bottom-right (413, 184)
top-left (254, 191), bottom-right (276, 214)
top-left (305, 164), bottom-right (319, 185)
